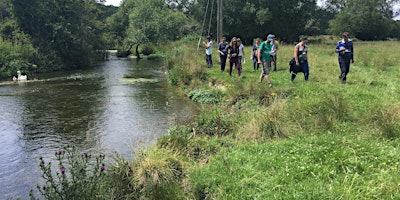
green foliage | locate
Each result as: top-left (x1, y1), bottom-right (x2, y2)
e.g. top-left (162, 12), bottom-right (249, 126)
top-left (30, 146), bottom-right (108, 200)
top-left (189, 0), bottom-right (320, 43)
top-left (0, 20), bottom-right (37, 78)
top-left (188, 88), bottom-right (222, 104)
top-left (193, 106), bottom-right (233, 137)
top-left (127, 0), bottom-right (188, 45)
top-left (11, 0), bottom-right (116, 70)
top-left (328, 0), bottom-right (397, 40)
top-left (141, 44), bottom-right (155, 56)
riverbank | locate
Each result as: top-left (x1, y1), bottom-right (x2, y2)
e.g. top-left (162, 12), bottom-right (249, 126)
top-left (28, 37), bottom-right (400, 199)
top-left (153, 37), bottom-right (400, 199)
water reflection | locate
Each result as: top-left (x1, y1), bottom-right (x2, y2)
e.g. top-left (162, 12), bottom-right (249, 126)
top-left (0, 57), bottom-right (198, 199)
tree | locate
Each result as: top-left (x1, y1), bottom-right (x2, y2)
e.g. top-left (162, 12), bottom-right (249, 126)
top-left (126, 0), bottom-right (188, 58)
top-left (188, 0), bottom-right (319, 44)
top-left (11, 0), bottom-right (113, 69)
top-left (328, 0), bottom-right (400, 40)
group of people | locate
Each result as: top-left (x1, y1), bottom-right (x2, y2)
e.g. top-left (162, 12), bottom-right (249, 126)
top-left (203, 31), bottom-right (354, 86)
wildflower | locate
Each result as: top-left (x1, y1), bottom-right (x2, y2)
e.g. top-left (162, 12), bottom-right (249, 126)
top-left (382, 162), bottom-right (387, 165)
top-left (84, 152), bottom-right (88, 158)
top-left (100, 164), bottom-right (105, 172)
top-left (58, 149), bottom-right (63, 155)
top-left (271, 92), bottom-right (276, 96)
top-left (61, 167), bottom-right (65, 174)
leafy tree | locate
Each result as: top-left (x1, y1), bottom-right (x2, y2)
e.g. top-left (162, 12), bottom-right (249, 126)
top-left (11, 0), bottom-right (113, 70)
top-left (188, 0), bottom-right (318, 44)
top-left (328, 0), bottom-right (400, 40)
top-left (126, 0), bottom-right (188, 58)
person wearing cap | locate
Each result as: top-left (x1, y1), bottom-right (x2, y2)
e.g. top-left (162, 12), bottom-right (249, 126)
top-left (270, 35), bottom-right (279, 71)
top-left (335, 32), bottom-right (354, 83)
top-left (291, 36), bottom-right (309, 82)
top-left (217, 36), bottom-right (228, 72)
top-left (203, 35), bottom-right (213, 67)
top-left (257, 34), bottom-right (274, 87)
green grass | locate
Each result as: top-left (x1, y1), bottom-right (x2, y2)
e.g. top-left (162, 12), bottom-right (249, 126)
top-left (156, 37), bottom-right (400, 199)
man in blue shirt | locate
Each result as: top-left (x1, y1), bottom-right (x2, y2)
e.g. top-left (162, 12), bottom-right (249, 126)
top-left (335, 32), bottom-right (354, 83)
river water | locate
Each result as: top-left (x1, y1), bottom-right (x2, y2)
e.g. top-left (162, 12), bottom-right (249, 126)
top-left (0, 57), bottom-right (199, 199)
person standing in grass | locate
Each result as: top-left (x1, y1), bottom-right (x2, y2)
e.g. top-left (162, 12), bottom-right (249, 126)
top-left (203, 35), bottom-right (213, 67)
top-left (217, 37), bottom-right (228, 72)
top-left (291, 36), bottom-right (309, 83)
top-left (251, 39), bottom-right (260, 71)
top-left (257, 34), bottom-right (274, 87)
top-left (237, 38), bottom-right (245, 71)
top-left (335, 32), bottom-right (354, 84)
top-left (270, 35), bottom-right (278, 71)
top-left (226, 37), bottom-right (241, 77)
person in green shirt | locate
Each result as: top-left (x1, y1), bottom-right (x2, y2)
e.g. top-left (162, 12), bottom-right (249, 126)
top-left (257, 34), bottom-right (274, 87)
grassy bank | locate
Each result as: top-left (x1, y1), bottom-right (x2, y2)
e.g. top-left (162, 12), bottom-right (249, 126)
top-left (31, 36), bottom-right (400, 199)
top-left (158, 36), bottom-right (400, 199)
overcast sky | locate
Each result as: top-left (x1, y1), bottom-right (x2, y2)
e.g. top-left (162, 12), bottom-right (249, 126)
top-left (104, 0), bottom-right (121, 6)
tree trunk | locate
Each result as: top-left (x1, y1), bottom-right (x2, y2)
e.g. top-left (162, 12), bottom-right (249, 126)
top-left (135, 43), bottom-right (141, 59)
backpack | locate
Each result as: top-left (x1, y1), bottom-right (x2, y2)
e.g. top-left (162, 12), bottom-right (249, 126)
top-left (289, 57), bottom-right (302, 73)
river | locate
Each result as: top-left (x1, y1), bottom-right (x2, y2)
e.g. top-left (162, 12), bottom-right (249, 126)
top-left (0, 57), bottom-right (199, 199)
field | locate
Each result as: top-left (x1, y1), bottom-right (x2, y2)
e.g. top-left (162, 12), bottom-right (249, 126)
top-left (159, 37), bottom-right (400, 199)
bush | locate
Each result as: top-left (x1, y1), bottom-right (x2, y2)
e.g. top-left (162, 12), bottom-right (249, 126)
top-left (30, 146), bottom-right (108, 200)
top-left (188, 89), bottom-right (222, 104)
top-left (141, 44), bottom-right (155, 56)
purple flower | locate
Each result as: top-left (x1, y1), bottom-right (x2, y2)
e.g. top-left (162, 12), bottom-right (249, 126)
top-left (58, 149), bottom-right (63, 155)
top-left (60, 167), bottom-right (65, 174)
top-left (100, 165), bottom-right (105, 172)
top-left (84, 152), bottom-right (88, 158)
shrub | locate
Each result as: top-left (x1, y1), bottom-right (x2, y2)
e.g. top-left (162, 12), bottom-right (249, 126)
top-left (188, 89), bottom-right (222, 104)
top-left (30, 146), bottom-right (108, 200)
top-left (141, 44), bottom-right (155, 56)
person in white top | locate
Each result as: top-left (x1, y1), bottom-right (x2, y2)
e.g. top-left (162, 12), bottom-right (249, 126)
top-left (203, 35), bottom-right (213, 67)
top-left (237, 38), bottom-right (245, 71)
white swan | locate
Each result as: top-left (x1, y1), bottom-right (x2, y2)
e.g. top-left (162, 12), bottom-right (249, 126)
top-left (13, 70), bottom-right (27, 81)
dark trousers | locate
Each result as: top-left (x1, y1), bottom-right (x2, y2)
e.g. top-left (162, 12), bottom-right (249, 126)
top-left (253, 57), bottom-right (259, 71)
top-left (339, 57), bottom-right (351, 81)
top-left (220, 55), bottom-right (227, 71)
top-left (271, 55), bottom-right (277, 70)
top-left (291, 60), bottom-right (309, 81)
top-left (206, 54), bottom-right (213, 66)
top-left (229, 57), bottom-right (241, 76)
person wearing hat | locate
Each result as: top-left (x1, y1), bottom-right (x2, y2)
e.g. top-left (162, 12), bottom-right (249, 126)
top-left (291, 36), bottom-right (309, 83)
top-left (335, 32), bottom-right (354, 83)
top-left (270, 35), bottom-right (279, 71)
top-left (203, 35), bottom-right (213, 67)
top-left (257, 34), bottom-right (274, 87)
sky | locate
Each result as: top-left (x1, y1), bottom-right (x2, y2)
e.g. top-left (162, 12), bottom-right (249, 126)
top-left (104, 0), bottom-right (121, 6)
